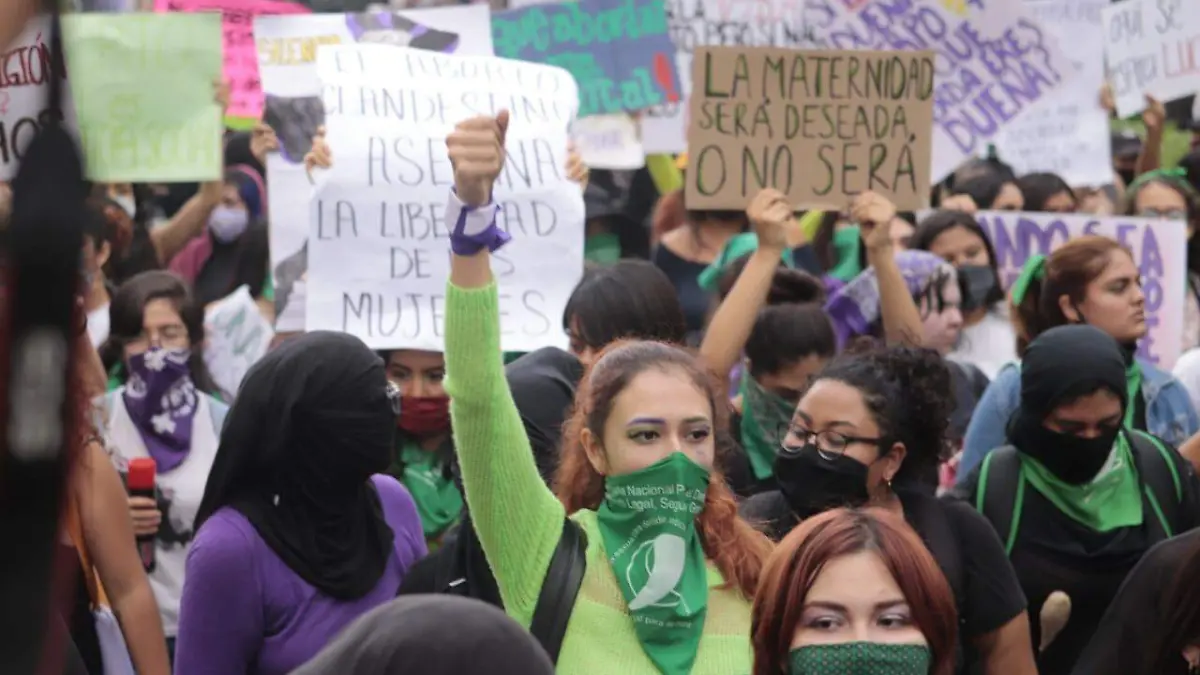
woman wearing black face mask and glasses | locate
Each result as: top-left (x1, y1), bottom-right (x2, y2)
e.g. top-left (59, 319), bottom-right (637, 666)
top-left (953, 324), bottom-right (1200, 675)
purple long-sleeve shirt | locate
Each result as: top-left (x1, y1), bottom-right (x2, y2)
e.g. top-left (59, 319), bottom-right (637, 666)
top-left (174, 475), bottom-right (428, 675)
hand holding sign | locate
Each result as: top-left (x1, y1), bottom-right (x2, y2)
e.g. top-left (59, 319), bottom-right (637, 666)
top-left (852, 191), bottom-right (898, 254)
top-left (1142, 95), bottom-right (1166, 134)
top-left (304, 126), bottom-right (331, 181)
top-left (746, 188), bottom-right (792, 253)
top-left (447, 110), bottom-right (509, 208)
top-left (250, 123), bottom-right (279, 166)
top-left (566, 142), bottom-right (589, 192)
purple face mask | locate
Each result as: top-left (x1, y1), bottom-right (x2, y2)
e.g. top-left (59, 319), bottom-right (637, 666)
top-left (122, 347), bottom-right (198, 472)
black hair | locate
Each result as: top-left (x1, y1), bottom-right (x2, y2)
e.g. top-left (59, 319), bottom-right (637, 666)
top-left (745, 304), bottom-right (837, 379)
top-left (562, 260), bottom-right (688, 349)
top-left (950, 172), bottom-right (1016, 210)
top-left (225, 221), bottom-right (270, 300)
top-left (811, 212), bottom-right (868, 273)
top-left (1179, 148), bottom-right (1200, 195)
top-left (99, 270), bottom-right (219, 395)
top-left (815, 343), bottom-right (953, 485)
top-left (939, 157), bottom-right (1017, 202)
top-left (1017, 172), bottom-right (1076, 212)
top-left (715, 254), bottom-right (828, 305)
top-left (910, 209), bottom-right (1005, 309)
top-left (81, 202), bottom-right (107, 250)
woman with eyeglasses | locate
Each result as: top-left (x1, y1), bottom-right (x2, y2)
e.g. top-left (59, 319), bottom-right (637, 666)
top-left (93, 270), bottom-right (228, 662)
top-left (741, 344), bottom-right (1037, 675)
top-left (174, 332), bottom-right (426, 675)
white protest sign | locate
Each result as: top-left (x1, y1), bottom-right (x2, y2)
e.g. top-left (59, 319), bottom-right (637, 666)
top-left (975, 210), bottom-right (1187, 368)
top-left (819, 0), bottom-right (1078, 182)
top-left (309, 44), bottom-right (585, 352)
top-left (203, 285), bottom-right (274, 401)
top-left (0, 17), bottom-right (76, 180)
top-left (253, 5), bottom-right (494, 332)
top-left (992, 0), bottom-right (1112, 187)
top-left (572, 113), bottom-right (644, 170)
top-left (638, 0), bottom-right (832, 154)
top-left (1103, 0), bottom-right (1200, 119)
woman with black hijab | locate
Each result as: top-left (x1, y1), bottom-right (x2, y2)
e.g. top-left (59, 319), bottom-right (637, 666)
top-left (292, 595), bottom-right (555, 675)
top-left (955, 325), bottom-right (1200, 675)
top-left (173, 332), bottom-right (427, 675)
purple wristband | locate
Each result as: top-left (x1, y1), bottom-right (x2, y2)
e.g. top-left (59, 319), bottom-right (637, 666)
top-left (448, 191), bottom-right (511, 256)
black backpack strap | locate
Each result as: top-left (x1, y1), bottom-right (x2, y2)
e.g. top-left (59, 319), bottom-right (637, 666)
top-left (1126, 429), bottom-right (1183, 540)
top-left (529, 518), bottom-right (587, 664)
top-left (974, 446), bottom-right (1025, 556)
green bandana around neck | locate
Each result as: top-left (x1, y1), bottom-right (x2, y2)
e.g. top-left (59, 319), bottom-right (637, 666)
top-left (829, 226), bottom-right (863, 282)
top-left (396, 441), bottom-right (463, 539)
top-left (1019, 432), bottom-right (1143, 532)
top-left (585, 232), bottom-right (622, 264)
top-left (596, 452), bottom-right (711, 675)
top-left (1124, 360), bottom-right (1142, 429)
top-left (739, 373), bottom-right (795, 481)
top-left (789, 642), bottom-right (932, 675)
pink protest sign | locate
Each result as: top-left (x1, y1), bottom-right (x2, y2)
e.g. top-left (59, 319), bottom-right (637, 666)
top-left (155, 0), bottom-right (310, 122)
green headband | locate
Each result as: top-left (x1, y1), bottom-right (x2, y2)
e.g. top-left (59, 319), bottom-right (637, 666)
top-left (1127, 167), bottom-right (1195, 196)
top-left (1010, 254), bottom-right (1047, 305)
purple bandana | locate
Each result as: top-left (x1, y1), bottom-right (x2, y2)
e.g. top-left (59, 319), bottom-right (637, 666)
top-left (122, 347), bottom-right (199, 473)
top-left (824, 250), bottom-right (956, 348)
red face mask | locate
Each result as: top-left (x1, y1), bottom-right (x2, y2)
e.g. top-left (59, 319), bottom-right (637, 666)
top-left (398, 396), bottom-right (450, 436)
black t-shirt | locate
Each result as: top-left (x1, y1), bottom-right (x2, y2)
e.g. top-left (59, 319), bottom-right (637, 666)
top-left (1070, 528), bottom-right (1200, 675)
top-left (741, 488), bottom-right (1027, 674)
top-left (954, 445), bottom-right (1200, 675)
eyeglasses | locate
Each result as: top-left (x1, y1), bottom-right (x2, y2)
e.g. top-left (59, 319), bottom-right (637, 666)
top-left (386, 381), bottom-right (402, 415)
top-left (1138, 208), bottom-right (1187, 220)
top-left (780, 424), bottom-right (884, 460)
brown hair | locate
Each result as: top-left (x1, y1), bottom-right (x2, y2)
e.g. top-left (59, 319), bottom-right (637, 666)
top-left (751, 508), bottom-right (958, 675)
top-left (1011, 235), bottom-right (1130, 356)
top-left (554, 340), bottom-right (771, 599)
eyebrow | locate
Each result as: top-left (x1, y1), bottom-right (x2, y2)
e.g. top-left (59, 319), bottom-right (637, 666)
top-left (792, 411), bottom-right (857, 430)
top-left (626, 416), bottom-right (711, 426)
top-left (803, 599), bottom-right (909, 613)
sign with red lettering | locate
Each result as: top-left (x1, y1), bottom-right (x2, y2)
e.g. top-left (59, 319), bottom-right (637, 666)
top-left (0, 17), bottom-right (72, 180)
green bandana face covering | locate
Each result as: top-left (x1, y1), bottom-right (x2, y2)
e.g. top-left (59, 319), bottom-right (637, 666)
top-left (829, 226), bottom-right (864, 282)
top-left (585, 232), bottom-right (622, 264)
top-left (396, 442), bottom-right (463, 539)
top-left (739, 374), bottom-right (795, 480)
top-left (789, 642), bottom-right (931, 675)
top-left (596, 452), bottom-right (711, 675)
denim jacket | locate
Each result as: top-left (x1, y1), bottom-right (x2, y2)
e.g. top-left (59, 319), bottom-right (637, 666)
top-left (957, 359), bottom-right (1200, 484)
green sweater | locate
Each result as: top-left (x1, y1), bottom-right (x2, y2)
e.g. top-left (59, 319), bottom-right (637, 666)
top-left (444, 282), bottom-right (753, 675)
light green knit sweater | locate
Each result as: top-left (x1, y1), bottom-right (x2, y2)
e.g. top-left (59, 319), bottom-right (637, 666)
top-left (444, 282), bottom-right (753, 675)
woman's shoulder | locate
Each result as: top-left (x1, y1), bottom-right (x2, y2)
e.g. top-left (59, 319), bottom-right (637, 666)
top-left (191, 507), bottom-right (261, 562)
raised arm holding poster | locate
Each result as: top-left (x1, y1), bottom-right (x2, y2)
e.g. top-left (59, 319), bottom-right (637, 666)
top-left (309, 45), bottom-right (585, 351)
top-left (975, 210), bottom-right (1186, 367)
top-left (819, 0), bottom-right (1078, 182)
top-left (685, 47), bottom-right (934, 211)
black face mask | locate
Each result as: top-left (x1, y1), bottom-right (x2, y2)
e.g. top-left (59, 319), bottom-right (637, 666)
top-left (1117, 168), bottom-right (1136, 187)
top-left (1012, 414), bottom-right (1120, 485)
top-left (775, 445), bottom-right (872, 520)
top-left (957, 264), bottom-right (998, 312)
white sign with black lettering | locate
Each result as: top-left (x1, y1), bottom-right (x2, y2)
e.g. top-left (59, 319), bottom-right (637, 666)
top-left (310, 44), bottom-right (585, 351)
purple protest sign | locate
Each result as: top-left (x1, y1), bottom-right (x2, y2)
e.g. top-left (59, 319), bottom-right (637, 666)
top-left (976, 210), bottom-right (1187, 368)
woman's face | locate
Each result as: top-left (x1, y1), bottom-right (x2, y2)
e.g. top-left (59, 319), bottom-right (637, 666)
top-left (1135, 182), bottom-right (1188, 220)
top-left (220, 183), bottom-right (248, 212)
top-left (790, 550), bottom-right (927, 649)
top-left (889, 217), bottom-right (915, 250)
top-left (790, 379), bottom-right (903, 490)
top-left (1042, 190), bottom-right (1078, 213)
top-left (123, 298), bottom-right (190, 359)
top-left (1065, 251), bottom-right (1147, 344)
top-left (386, 349), bottom-right (446, 398)
top-left (583, 367), bottom-right (715, 476)
top-left (992, 182), bottom-right (1025, 211)
top-left (1044, 389), bottom-right (1123, 438)
top-left (757, 354), bottom-right (830, 405)
top-left (919, 277), bottom-right (964, 355)
top-left (927, 225), bottom-right (991, 268)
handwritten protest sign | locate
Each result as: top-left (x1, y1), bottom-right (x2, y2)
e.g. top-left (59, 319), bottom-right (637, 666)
top-left (0, 17), bottom-right (73, 180)
top-left (975, 211), bottom-right (1187, 367)
top-left (572, 113), bottom-right (644, 170)
top-left (203, 285), bottom-right (274, 401)
top-left (64, 13), bottom-right (222, 182)
top-left (155, 0), bottom-right (310, 126)
top-left (310, 45), bottom-right (585, 351)
top-left (686, 47), bottom-right (933, 211)
top-left (639, 0), bottom-right (830, 153)
top-left (1102, 0), bottom-right (1200, 119)
top-left (491, 0), bottom-right (681, 118)
top-left (992, 0), bottom-right (1111, 187)
top-left (820, 0), bottom-right (1078, 182)
top-left (254, 6), bottom-right (494, 332)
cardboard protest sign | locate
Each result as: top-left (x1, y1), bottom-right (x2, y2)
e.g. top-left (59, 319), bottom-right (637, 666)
top-left (992, 0), bottom-right (1111, 187)
top-left (685, 47), bottom-right (933, 211)
top-left (491, 0), bottom-right (681, 119)
top-left (1102, 0), bottom-right (1200, 119)
top-left (639, 0), bottom-right (832, 154)
top-left (64, 13), bottom-right (223, 182)
top-left (820, 0), bottom-right (1078, 182)
top-left (975, 211), bottom-right (1187, 367)
top-left (154, 0), bottom-right (310, 128)
top-left (203, 285), bottom-right (273, 401)
top-left (0, 17), bottom-right (72, 180)
top-left (253, 5), bottom-right (494, 332)
top-left (309, 45), bottom-right (585, 351)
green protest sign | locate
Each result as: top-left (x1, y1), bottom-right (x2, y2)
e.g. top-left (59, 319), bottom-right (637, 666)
top-left (64, 13), bottom-right (223, 182)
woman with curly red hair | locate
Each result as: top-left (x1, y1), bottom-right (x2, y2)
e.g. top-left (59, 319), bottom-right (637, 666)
top-left (752, 508), bottom-right (958, 675)
top-left (440, 111), bottom-right (771, 674)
